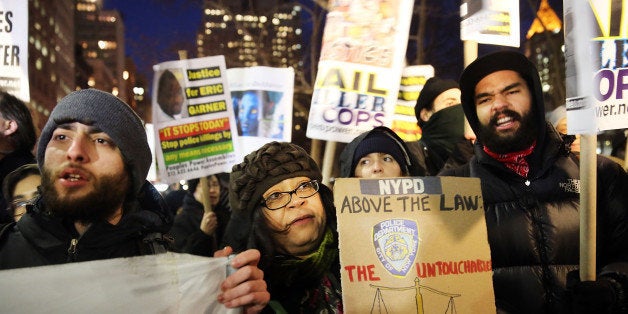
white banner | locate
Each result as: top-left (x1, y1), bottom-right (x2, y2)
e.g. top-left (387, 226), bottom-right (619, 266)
top-left (306, 0), bottom-right (415, 143)
top-left (227, 66), bottom-right (294, 157)
top-left (0, 253), bottom-right (237, 314)
top-left (0, 1), bottom-right (29, 101)
top-left (152, 56), bottom-right (241, 183)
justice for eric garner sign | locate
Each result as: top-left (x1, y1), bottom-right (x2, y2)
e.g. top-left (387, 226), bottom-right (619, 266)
top-left (334, 177), bottom-right (495, 313)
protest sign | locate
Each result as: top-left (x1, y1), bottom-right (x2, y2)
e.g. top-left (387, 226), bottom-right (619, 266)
top-left (334, 177), bottom-right (495, 313)
top-left (227, 66), bottom-right (294, 157)
top-left (306, 0), bottom-right (414, 143)
top-left (460, 0), bottom-right (520, 47)
top-left (391, 65), bottom-right (434, 142)
top-left (0, 253), bottom-right (237, 314)
top-left (0, 1), bottom-right (29, 101)
top-left (565, 0), bottom-right (628, 133)
top-left (152, 56), bottom-right (240, 183)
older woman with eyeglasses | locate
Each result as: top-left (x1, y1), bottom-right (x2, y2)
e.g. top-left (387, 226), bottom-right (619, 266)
top-left (223, 141), bottom-right (342, 313)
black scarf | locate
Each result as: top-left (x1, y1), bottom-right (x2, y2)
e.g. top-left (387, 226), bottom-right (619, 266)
top-left (266, 227), bottom-right (338, 287)
top-left (420, 104), bottom-right (465, 163)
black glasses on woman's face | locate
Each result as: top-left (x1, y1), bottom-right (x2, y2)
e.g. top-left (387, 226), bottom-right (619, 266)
top-left (10, 195), bottom-right (38, 219)
top-left (261, 180), bottom-right (320, 210)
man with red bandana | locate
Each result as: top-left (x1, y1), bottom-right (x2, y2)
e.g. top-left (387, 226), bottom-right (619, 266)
top-left (0, 89), bottom-right (269, 313)
top-left (441, 51), bottom-right (628, 313)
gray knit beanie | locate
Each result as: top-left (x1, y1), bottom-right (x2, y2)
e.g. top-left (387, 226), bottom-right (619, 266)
top-left (229, 141), bottom-right (322, 215)
top-left (37, 89), bottom-right (151, 195)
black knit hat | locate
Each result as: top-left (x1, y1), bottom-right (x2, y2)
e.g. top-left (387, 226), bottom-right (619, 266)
top-left (229, 141), bottom-right (322, 216)
top-left (37, 89), bottom-right (151, 196)
top-left (352, 129), bottom-right (407, 173)
top-left (415, 77), bottom-right (460, 126)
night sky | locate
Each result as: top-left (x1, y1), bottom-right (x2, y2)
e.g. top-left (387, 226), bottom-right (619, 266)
top-left (103, 0), bottom-right (564, 86)
top-left (102, 0), bottom-right (202, 84)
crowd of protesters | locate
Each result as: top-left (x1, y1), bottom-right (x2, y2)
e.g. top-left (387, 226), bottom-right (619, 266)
top-left (0, 50), bottom-right (626, 313)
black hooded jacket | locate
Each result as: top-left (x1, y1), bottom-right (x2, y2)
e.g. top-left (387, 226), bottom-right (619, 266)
top-left (442, 51), bottom-right (628, 313)
top-left (0, 181), bottom-right (173, 269)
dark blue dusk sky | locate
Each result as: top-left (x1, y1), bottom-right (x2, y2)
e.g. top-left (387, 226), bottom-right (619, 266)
top-left (103, 0), bottom-right (202, 83)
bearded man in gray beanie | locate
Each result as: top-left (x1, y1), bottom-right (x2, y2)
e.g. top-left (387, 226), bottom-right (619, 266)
top-left (0, 89), bottom-right (269, 312)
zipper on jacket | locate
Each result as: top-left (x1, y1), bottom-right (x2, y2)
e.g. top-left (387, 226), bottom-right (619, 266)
top-left (66, 223), bottom-right (92, 262)
top-left (67, 238), bottom-right (79, 262)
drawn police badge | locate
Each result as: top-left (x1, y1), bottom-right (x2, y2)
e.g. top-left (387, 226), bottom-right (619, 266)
top-left (373, 219), bottom-right (418, 277)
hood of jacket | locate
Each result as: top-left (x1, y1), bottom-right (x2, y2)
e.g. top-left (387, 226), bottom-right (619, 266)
top-left (339, 126), bottom-right (423, 178)
top-left (459, 51), bottom-right (547, 152)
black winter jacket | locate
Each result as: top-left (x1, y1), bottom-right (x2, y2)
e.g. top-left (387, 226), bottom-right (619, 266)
top-left (0, 181), bottom-right (172, 269)
top-left (441, 126), bottom-right (628, 313)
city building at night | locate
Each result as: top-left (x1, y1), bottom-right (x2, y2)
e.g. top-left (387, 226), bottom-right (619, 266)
top-left (75, 0), bottom-right (127, 100)
top-left (27, 0), bottom-right (76, 131)
top-left (196, 0), bottom-right (303, 70)
top-left (525, 0), bottom-right (564, 112)
top-left (196, 0), bottom-right (309, 147)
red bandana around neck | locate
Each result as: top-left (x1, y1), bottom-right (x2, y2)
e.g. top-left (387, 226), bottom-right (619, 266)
top-left (483, 141), bottom-right (536, 177)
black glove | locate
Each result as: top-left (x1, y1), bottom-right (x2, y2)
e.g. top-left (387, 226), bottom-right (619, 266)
top-left (567, 270), bottom-right (622, 314)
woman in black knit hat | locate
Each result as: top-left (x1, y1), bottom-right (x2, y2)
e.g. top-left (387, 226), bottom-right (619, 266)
top-left (223, 141), bottom-right (342, 313)
top-left (339, 126), bottom-right (424, 178)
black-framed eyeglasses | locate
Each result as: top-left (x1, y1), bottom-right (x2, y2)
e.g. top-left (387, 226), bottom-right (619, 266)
top-left (10, 195), bottom-right (38, 219)
top-left (10, 196), bottom-right (38, 211)
top-left (260, 180), bottom-right (320, 210)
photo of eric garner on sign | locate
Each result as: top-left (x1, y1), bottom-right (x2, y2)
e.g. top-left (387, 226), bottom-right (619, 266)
top-left (334, 176), bottom-right (495, 313)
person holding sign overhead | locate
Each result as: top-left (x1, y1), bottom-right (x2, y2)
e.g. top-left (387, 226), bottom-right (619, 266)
top-left (223, 141), bottom-right (343, 313)
top-left (442, 51), bottom-right (628, 313)
top-left (339, 126), bottom-right (424, 178)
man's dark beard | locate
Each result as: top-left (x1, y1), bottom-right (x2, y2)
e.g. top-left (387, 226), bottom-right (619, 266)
top-left (478, 109), bottom-right (538, 154)
top-left (41, 169), bottom-right (130, 224)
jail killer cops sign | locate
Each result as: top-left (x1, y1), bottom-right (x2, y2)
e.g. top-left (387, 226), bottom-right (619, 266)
top-left (306, 0), bottom-right (415, 143)
top-left (334, 177), bottom-right (495, 313)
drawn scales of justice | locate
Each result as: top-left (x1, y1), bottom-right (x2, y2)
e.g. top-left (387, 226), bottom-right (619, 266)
top-left (369, 277), bottom-right (461, 314)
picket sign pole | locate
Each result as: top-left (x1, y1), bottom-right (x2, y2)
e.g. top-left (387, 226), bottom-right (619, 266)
top-left (177, 50), bottom-right (213, 215)
top-left (624, 131), bottom-right (628, 171)
top-left (579, 134), bottom-right (597, 280)
top-left (321, 141), bottom-right (337, 186)
top-left (463, 40), bottom-right (477, 67)
top-left (311, 139), bottom-right (323, 167)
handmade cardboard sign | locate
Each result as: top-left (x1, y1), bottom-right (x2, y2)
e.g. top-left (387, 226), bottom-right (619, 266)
top-left (334, 177), bottom-right (495, 313)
